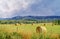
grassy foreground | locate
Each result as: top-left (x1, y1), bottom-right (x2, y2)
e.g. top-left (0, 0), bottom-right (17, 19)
top-left (0, 23), bottom-right (60, 39)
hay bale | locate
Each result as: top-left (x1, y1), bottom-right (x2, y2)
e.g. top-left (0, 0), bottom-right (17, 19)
top-left (43, 24), bottom-right (46, 26)
top-left (36, 26), bottom-right (42, 33)
top-left (36, 26), bottom-right (47, 39)
top-left (32, 23), bottom-right (34, 25)
top-left (15, 23), bottom-right (19, 26)
top-left (36, 26), bottom-right (47, 34)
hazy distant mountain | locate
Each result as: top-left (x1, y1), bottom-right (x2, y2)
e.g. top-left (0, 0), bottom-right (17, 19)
top-left (11, 16), bottom-right (60, 20)
top-left (0, 16), bottom-right (60, 20)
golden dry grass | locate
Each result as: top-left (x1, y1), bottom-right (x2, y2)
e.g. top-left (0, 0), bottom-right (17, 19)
top-left (49, 33), bottom-right (60, 39)
top-left (18, 30), bottom-right (32, 39)
top-left (0, 23), bottom-right (60, 39)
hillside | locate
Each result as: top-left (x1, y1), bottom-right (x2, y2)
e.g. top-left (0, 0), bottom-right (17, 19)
top-left (0, 16), bottom-right (60, 20)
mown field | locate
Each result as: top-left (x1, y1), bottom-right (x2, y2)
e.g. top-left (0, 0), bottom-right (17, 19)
top-left (0, 23), bottom-right (60, 39)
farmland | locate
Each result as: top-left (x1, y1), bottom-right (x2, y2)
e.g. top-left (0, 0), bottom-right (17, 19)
top-left (0, 23), bottom-right (60, 39)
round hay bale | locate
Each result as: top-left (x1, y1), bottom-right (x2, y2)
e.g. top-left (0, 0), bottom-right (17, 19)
top-left (36, 26), bottom-right (47, 34)
top-left (36, 26), bottom-right (42, 33)
top-left (15, 23), bottom-right (19, 26)
top-left (36, 26), bottom-right (47, 39)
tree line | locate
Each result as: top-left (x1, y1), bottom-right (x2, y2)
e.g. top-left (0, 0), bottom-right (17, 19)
top-left (0, 19), bottom-right (60, 25)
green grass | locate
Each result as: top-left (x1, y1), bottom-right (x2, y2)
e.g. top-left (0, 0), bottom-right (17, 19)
top-left (0, 23), bottom-right (60, 34)
top-left (0, 23), bottom-right (60, 39)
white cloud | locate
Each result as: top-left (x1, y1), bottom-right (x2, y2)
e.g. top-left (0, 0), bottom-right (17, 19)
top-left (0, 0), bottom-right (57, 18)
top-left (0, 0), bottom-right (34, 18)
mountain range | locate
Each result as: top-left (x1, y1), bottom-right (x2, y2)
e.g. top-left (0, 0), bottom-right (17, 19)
top-left (0, 16), bottom-right (60, 20)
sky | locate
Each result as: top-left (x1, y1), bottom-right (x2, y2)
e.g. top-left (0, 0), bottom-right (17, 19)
top-left (0, 0), bottom-right (60, 18)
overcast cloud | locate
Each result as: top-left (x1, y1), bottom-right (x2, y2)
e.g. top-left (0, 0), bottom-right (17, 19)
top-left (0, 0), bottom-right (60, 18)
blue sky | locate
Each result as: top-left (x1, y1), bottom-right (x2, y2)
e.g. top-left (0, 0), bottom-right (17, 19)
top-left (0, 0), bottom-right (60, 18)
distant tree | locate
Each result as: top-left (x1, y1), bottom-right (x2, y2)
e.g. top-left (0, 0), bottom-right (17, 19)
top-left (53, 19), bottom-right (60, 25)
top-left (57, 20), bottom-right (60, 25)
top-left (0, 21), bottom-right (1, 24)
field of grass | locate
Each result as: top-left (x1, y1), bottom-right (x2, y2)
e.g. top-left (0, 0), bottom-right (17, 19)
top-left (0, 23), bottom-right (60, 39)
